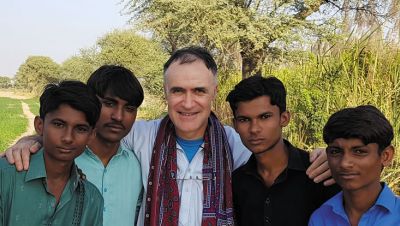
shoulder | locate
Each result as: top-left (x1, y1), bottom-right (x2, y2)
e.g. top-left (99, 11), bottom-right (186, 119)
top-left (133, 119), bottom-right (162, 133)
top-left (0, 158), bottom-right (17, 171)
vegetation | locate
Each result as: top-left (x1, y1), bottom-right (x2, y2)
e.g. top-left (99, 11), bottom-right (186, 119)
top-left (0, 97), bottom-right (27, 151)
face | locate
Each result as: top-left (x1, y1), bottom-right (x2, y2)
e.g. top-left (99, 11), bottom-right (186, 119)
top-left (95, 91), bottom-right (137, 143)
top-left (164, 59), bottom-right (217, 140)
top-left (35, 104), bottom-right (93, 162)
top-left (326, 138), bottom-right (394, 192)
top-left (233, 96), bottom-right (290, 155)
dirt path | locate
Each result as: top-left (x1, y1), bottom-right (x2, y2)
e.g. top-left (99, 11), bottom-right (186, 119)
top-left (10, 102), bottom-right (35, 145)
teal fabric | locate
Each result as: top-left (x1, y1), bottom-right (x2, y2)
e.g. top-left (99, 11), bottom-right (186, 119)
top-left (176, 136), bottom-right (204, 162)
top-left (0, 149), bottom-right (103, 226)
top-left (75, 144), bottom-right (142, 226)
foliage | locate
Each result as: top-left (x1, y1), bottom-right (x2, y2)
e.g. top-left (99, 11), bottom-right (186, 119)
top-left (96, 29), bottom-right (168, 96)
top-left (15, 56), bottom-right (61, 94)
top-left (0, 98), bottom-right (27, 152)
top-left (60, 55), bottom-right (99, 82)
top-left (0, 76), bottom-right (12, 88)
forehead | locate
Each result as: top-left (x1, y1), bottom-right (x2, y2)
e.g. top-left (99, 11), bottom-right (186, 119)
top-left (45, 104), bottom-right (88, 124)
top-left (235, 96), bottom-right (278, 116)
top-left (329, 137), bottom-right (368, 148)
top-left (164, 60), bottom-right (215, 88)
top-left (103, 90), bottom-right (131, 105)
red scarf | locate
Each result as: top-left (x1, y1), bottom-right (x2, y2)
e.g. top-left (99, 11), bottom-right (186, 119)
top-left (144, 113), bottom-right (234, 226)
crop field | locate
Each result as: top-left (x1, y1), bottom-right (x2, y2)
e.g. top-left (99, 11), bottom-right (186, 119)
top-left (0, 97), bottom-right (27, 151)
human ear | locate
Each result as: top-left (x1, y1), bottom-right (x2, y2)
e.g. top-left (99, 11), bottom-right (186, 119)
top-left (280, 111), bottom-right (291, 127)
top-left (380, 145), bottom-right (394, 167)
top-left (34, 116), bottom-right (44, 136)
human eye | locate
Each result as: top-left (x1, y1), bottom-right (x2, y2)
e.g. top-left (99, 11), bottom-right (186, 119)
top-left (326, 147), bottom-right (342, 156)
top-left (102, 100), bottom-right (115, 108)
top-left (170, 88), bottom-right (184, 94)
top-left (260, 113), bottom-right (272, 120)
top-left (353, 149), bottom-right (368, 156)
top-left (125, 105), bottom-right (137, 113)
top-left (75, 125), bottom-right (90, 133)
top-left (235, 117), bottom-right (249, 123)
top-left (194, 88), bottom-right (207, 95)
top-left (52, 120), bottom-right (64, 128)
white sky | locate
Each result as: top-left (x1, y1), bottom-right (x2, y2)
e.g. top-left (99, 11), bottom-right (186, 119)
top-left (0, 0), bottom-right (131, 77)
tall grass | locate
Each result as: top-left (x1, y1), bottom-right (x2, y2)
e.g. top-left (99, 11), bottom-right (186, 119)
top-left (209, 40), bottom-right (400, 194)
top-left (0, 97), bottom-right (27, 152)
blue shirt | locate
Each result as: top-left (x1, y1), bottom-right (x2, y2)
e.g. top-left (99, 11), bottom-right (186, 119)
top-left (309, 183), bottom-right (400, 226)
top-left (176, 136), bottom-right (204, 162)
top-left (75, 144), bottom-right (142, 226)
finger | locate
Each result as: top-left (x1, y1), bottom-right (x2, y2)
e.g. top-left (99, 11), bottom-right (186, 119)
top-left (30, 141), bottom-right (41, 153)
top-left (0, 152), bottom-right (5, 158)
top-left (309, 147), bottom-right (324, 162)
top-left (323, 178), bottom-right (336, 186)
top-left (312, 167), bottom-right (331, 183)
top-left (307, 151), bottom-right (327, 176)
top-left (5, 147), bottom-right (16, 164)
top-left (12, 148), bottom-right (24, 171)
top-left (308, 160), bottom-right (329, 180)
top-left (22, 149), bottom-right (31, 171)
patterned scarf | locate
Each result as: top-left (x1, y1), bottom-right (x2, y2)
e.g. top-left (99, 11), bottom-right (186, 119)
top-left (144, 113), bottom-right (234, 226)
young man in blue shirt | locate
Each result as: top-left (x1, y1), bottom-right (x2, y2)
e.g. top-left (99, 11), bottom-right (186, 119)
top-left (309, 105), bottom-right (400, 226)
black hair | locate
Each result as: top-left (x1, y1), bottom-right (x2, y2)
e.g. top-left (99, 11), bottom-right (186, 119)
top-left (163, 46), bottom-right (217, 76)
top-left (226, 75), bottom-right (287, 115)
top-left (87, 65), bottom-right (144, 108)
top-left (323, 105), bottom-right (394, 153)
top-left (39, 80), bottom-right (101, 128)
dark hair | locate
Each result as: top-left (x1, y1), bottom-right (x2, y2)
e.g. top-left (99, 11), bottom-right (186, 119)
top-left (163, 46), bottom-right (217, 76)
top-left (226, 75), bottom-right (287, 115)
top-left (39, 80), bottom-right (101, 128)
top-left (87, 65), bottom-right (144, 108)
top-left (323, 105), bottom-right (394, 153)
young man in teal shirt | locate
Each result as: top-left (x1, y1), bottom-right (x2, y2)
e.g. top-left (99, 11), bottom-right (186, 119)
top-left (309, 105), bottom-right (400, 226)
top-left (0, 81), bottom-right (103, 226)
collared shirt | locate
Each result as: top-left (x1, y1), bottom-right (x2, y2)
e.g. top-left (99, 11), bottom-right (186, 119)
top-left (122, 119), bottom-right (252, 226)
top-left (75, 144), bottom-right (142, 226)
top-left (0, 149), bottom-right (103, 226)
top-left (309, 183), bottom-right (400, 226)
top-left (232, 140), bottom-right (340, 226)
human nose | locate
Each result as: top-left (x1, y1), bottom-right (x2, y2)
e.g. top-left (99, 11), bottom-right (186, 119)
top-left (340, 152), bottom-right (354, 169)
top-left (249, 119), bottom-right (261, 134)
top-left (111, 106), bottom-right (123, 121)
top-left (182, 93), bottom-right (194, 109)
top-left (62, 127), bottom-right (74, 144)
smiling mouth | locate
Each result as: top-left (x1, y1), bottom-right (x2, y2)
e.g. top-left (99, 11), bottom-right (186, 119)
top-left (179, 112), bottom-right (198, 117)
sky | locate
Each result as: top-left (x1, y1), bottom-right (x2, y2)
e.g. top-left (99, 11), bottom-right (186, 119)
top-left (0, 0), bottom-right (131, 77)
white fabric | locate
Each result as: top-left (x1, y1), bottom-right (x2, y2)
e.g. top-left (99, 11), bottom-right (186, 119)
top-left (122, 119), bottom-right (251, 226)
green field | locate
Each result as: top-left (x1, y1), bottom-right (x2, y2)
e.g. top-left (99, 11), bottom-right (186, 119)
top-left (0, 97), bottom-right (27, 152)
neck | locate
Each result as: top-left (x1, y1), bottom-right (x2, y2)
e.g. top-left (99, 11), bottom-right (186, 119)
top-left (343, 182), bottom-right (382, 226)
top-left (255, 138), bottom-right (288, 186)
top-left (43, 153), bottom-right (72, 180)
top-left (88, 136), bottom-right (120, 166)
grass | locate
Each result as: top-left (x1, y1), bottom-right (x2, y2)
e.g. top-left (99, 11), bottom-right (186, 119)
top-left (0, 97), bottom-right (27, 152)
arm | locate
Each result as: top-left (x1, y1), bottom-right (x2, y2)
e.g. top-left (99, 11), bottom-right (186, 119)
top-left (3, 135), bottom-right (42, 171)
top-left (306, 148), bottom-right (335, 186)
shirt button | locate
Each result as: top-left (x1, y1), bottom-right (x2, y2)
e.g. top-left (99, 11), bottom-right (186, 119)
top-left (265, 198), bottom-right (271, 205)
top-left (146, 214), bottom-right (150, 218)
top-left (265, 216), bottom-right (271, 224)
top-left (103, 207), bottom-right (106, 212)
top-left (104, 188), bottom-right (107, 192)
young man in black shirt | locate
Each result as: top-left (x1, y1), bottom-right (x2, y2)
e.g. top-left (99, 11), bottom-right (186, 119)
top-left (226, 76), bottom-right (340, 226)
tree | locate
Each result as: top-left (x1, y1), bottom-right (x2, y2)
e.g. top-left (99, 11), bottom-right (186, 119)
top-left (0, 76), bottom-right (12, 88)
top-left (123, 0), bottom-right (400, 79)
top-left (97, 29), bottom-right (168, 95)
top-left (61, 54), bottom-right (99, 82)
top-left (15, 56), bottom-right (61, 93)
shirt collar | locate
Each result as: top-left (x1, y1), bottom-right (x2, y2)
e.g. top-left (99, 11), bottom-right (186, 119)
top-left (85, 143), bottom-right (131, 158)
top-left (25, 148), bottom-right (46, 182)
top-left (242, 139), bottom-right (307, 175)
top-left (25, 148), bottom-right (80, 191)
top-left (326, 182), bottom-right (397, 217)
